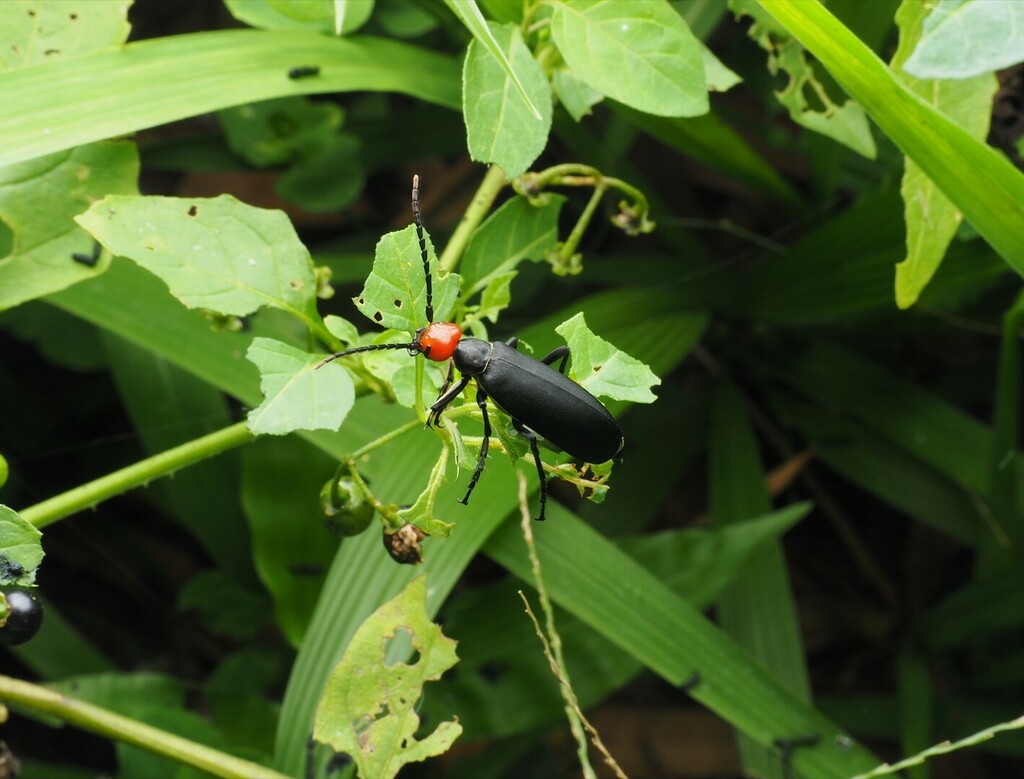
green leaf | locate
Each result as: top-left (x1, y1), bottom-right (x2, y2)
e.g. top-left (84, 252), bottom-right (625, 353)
top-left (313, 576), bottom-right (462, 778)
top-left (226, 0), bottom-right (373, 34)
top-left (477, 270), bottom-right (517, 323)
top-left (76, 194), bottom-right (323, 326)
top-left (446, 0), bottom-right (543, 119)
top-left (241, 435), bottom-right (343, 647)
top-left (550, 0), bottom-right (708, 118)
top-left (892, 0), bottom-right (998, 308)
top-left (247, 338), bottom-right (355, 435)
top-left (461, 194), bottom-right (566, 294)
top-left (0, 142), bottom-right (139, 312)
top-left (219, 96), bottom-right (344, 167)
top-left (0, 0), bottom-right (130, 70)
top-left (354, 225), bottom-right (460, 332)
top-left (732, 0), bottom-right (876, 158)
top-left (395, 454), bottom-right (456, 538)
top-left (0, 31), bottom-right (460, 169)
top-left (710, 379), bottom-right (810, 777)
top-left (903, 0), bottom-right (1024, 79)
top-left (276, 133), bottom-right (365, 213)
top-left (552, 69), bottom-right (604, 121)
top-left (554, 313), bottom-right (661, 403)
top-left (760, 0), bottom-right (1024, 279)
top-left (0, 505), bottom-right (43, 587)
top-left (463, 22), bottom-right (552, 178)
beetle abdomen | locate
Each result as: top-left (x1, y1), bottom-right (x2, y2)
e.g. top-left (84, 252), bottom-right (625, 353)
top-left (475, 341), bottom-right (623, 463)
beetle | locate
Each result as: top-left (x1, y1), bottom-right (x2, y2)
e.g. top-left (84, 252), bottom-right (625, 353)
top-left (316, 176), bottom-right (623, 521)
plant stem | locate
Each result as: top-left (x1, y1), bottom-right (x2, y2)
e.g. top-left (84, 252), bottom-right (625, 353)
top-left (0, 674), bottom-right (288, 778)
top-left (19, 421), bottom-right (253, 529)
top-left (438, 165), bottom-right (507, 274)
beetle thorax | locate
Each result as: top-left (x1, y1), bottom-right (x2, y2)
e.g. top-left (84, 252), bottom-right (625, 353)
top-left (418, 322), bottom-right (462, 361)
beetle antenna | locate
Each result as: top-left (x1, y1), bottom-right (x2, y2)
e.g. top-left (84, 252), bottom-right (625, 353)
top-left (412, 174), bottom-right (433, 324)
top-left (315, 341), bottom-right (420, 369)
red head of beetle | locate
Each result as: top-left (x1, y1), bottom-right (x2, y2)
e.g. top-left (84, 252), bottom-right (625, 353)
top-left (417, 322), bottom-right (462, 361)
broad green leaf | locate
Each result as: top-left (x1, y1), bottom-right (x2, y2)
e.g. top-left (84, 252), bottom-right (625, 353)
top-left (772, 393), bottom-right (983, 546)
top-left (275, 133), bottom-right (364, 213)
top-left (987, 290), bottom-right (1024, 568)
top-left (550, 0), bottom-right (708, 117)
top-left (700, 40), bottom-right (742, 92)
top-left (391, 361), bottom-right (445, 409)
top-left (354, 225), bottom-right (459, 332)
top-left (759, 0), bottom-right (1024, 279)
top-left (48, 672), bottom-right (185, 719)
top-left (227, 0), bottom-right (373, 33)
top-left (447, 0), bottom-right (543, 120)
top-left (177, 570), bottom-right (270, 640)
top-left (429, 507), bottom-right (808, 741)
top-left (892, 0), bottom-right (998, 308)
top-left (0, 142), bottom-right (138, 312)
top-left (461, 194), bottom-right (565, 293)
top-left (76, 195), bottom-right (323, 327)
top-left (0, 505), bottom-right (43, 587)
top-left (377, 0), bottom-right (438, 37)
top-left (732, 0), bottom-right (875, 158)
top-left (219, 97), bottom-right (343, 167)
top-left (463, 23), bottom-right (552, 178)
top-left (324, 314), bottom-right (359, 346)
top-left (477, 270), bottom-right (517, 323)
top-left (482, 504), bottom-right (881, 777)
top-left (552, 69), bottom-right (604, 121)
top-left (554, 312), bottom-right (661, 403)
top-left (241, 435), bottom-right (342, 647)
top-left (0, 31), bottom-right (460, 169)
top-left (710, 380), bottom-right (810, 778)
top-left (313, 576), bottom-right (462, 778)
top-left (903, 0), bottom-right (1024, 79)
top-left (247, 337), bottom-right (355, 435)
top-left (0, 0), bottom-right (130, 70)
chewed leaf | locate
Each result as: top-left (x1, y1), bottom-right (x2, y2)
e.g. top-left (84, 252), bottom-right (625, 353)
top-left (354, 225), bottom-right (460, 332)
top-left (314, 577), bottom-right (461, 779)
top-left (0, 506), bottom-right (43, 587)
top-left (555, 313), bottom-right (660, 403)
top-left (76, 195), bottom-right (322, 322)
top-left (246, 337), bottom-right (354, 435)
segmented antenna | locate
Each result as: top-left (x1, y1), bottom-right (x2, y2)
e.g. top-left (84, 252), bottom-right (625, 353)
top-left (314, 341), bottom-right (419, 370)
top-left (412, 174), bottom-right (433, 324)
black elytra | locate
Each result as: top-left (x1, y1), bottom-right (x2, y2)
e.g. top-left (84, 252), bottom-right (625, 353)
top-left (316, 176), bottom-right (624, 520)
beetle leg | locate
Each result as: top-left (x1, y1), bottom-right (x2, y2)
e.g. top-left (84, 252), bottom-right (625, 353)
top-left (427, 373), bottom-right (470, 427)
top-left (540, 345), bottom-right (570, 375)
top-left (511, 418), bottom-right (547, 521)
top-left (458, 387), bottom-right (491, 506)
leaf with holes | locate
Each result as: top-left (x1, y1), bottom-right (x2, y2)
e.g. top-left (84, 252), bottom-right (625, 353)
top-left (555, 312), bottom-right (660, 403)
top-left (76, 195), bottom-right (323, 328)
top-left (0, 506), bottom-right (43, 587)
top-left (246, 337), bottom-right (354, 435)
top-left (313, 576), bottom-right (461, 777)
top-left (354, 225), bottom-right (460, 333)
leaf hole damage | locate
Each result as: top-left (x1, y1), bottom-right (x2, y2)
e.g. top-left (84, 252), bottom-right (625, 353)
top-left (383, 627), bottom-right (419, 667)
top-left (290, 280), bottom-right (303, 290)
top-left (394, 299), bottom-right (402, 308)
top-left (70, 12), bottom-right (78, 20)
top-left (187, 205), bottom-right (198, 216)
top-left (44, 49), bottom-right (59, 56)
top-left (373, 311), bottom-right (383, 323)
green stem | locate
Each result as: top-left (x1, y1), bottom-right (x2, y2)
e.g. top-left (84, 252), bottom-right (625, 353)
top-left (438, 165), bottom-right (508, 274)
top-left (559, 181), bottom-right (607, 266)
top-left (19, 422), bottom-right (253, 529)
top-left (349, 419), bottom-right (422, 460)
top-left (0, 674), bottom-right (288, 779)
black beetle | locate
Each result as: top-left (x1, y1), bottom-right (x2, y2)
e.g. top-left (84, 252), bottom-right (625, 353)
top-left (316, 176), bottom-right (623, 520)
